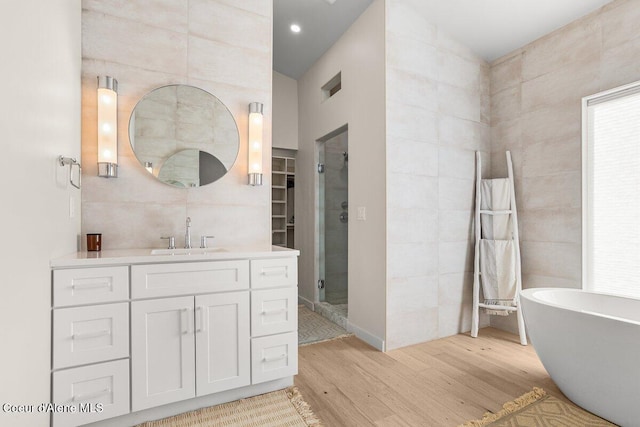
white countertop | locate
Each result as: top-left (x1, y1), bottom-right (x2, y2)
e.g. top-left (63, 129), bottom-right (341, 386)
top-left (50, 245), bottom-right (300, 268)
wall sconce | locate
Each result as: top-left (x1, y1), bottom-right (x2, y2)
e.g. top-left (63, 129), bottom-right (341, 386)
top-left (97, 76), bottom-right (118, 178)
top-left (248, 102), bottom-right (263, 186)
top-left (144, 162), bottom-right (153, 174)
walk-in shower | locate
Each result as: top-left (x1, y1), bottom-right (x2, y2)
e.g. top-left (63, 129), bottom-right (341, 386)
top-left (318, 130), bottom-right (348, 312)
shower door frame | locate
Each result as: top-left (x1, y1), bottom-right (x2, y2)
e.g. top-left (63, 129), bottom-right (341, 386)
top-left (314, 124), bottom-right (349, 306)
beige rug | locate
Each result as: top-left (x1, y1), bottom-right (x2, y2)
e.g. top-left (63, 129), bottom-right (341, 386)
top-left (137, 387), bottom-right (322, 427)
top-left (460, 388), bottom-right (616, 427)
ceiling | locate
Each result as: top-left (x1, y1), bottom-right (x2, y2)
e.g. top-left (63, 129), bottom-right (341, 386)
top-left (273, 0), bottom-right (615, 80)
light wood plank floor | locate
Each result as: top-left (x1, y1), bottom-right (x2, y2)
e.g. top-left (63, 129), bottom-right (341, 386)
top-left (295, 327), bottom-right (564, 426)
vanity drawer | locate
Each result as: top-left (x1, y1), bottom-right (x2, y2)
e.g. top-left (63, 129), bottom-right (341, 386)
top-left (53, 266), bottom-right (129, 307)
top-left (53, 303), bottom-right (129, 370)
top-left (251, 287), bottom-right (297, 337)
top-left (250, 258), bottom-right (297, 289)
top-left (52, 359), bottom-right (130, 427)
top-left (131, 260), bottom-right (249, 299)
top-left (251, 332), bottom-right (298, 385)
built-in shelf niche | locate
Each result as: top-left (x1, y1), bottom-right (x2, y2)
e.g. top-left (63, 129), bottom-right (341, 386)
top-left (272, 156), bottom-right (295, 248)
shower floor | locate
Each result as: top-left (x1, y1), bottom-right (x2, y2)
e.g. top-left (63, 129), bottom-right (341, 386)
top-left (324, 288), bottom-right (348, 305)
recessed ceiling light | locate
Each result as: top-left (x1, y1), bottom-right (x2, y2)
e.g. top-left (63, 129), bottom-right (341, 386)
top-left (290, 24), bottom-right (301, 33)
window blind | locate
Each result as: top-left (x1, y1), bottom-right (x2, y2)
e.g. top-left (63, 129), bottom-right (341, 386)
top-left (586, 89), bottom-right (640, 298)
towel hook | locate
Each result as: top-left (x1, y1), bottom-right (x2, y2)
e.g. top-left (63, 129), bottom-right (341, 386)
top-left (58, 155), bottom-right (82, 189)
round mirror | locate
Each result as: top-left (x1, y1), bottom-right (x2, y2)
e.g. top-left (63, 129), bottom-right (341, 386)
top-left (129, 85), bottom-right (239, 188)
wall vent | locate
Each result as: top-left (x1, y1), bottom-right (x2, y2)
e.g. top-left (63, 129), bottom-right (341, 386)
top-left (321, 72), bottom-right (341, 100)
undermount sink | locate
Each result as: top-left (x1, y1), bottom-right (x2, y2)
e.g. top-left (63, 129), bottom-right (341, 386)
top-left (150, 247), bottom-right (226, 255)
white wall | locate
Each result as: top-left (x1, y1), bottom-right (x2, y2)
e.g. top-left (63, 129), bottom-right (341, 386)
top-left (490, 0), bottom-right (640, 333)
top-left (297, 0), bottom-right (387, 349)
top-left (0, 1), bottom-right (81, 426)
top-left (81, 0), bottom-right (273, 250)
top-left (273, 71), bottom-right (298, 150)
top-left (385, 0), bottom-right (491, 349)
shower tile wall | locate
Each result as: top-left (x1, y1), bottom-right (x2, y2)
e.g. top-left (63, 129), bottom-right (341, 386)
top-left (323, 133), bottom-right (348, 305)
top-left (489, 0), bottom-right (640, 333)
top-left (81, 0), bottom-right (272, 250)
top-left (385, 0), bottom-right (491, 349)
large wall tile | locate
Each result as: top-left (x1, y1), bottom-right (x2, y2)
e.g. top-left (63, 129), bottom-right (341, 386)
top-left (491, 52), bottom-right (522, 95)
top-left (522, 138), bottom-right (581, 178)
top-left (438, 210), bottom-right (473, 243)
top-left (521, 172), bottom-right (581, 210)
top-left (387, 138), bottom-right (438, 177)
top-left (387, 33), bottom-right (438, 80)
top-left (521, 241), bottom-right (582, 280)
top-left (387, 307), bottom-right (439, 349)
top-left (188, 36), bottom-right (270, 90)
top-left (387, 68), bottom-right (438, 111)
top-left (387, 276), bottom-right (439, 314)
top-left (82, 10), bottom-right (188, 76)
top-left (438, 83), bottom-right (481, 122)
top-left (188, 0), bottom-right (270, 52)
top-left (521, 101), bottom-right (581, 147)
top-left (519, 208), bottom-right (581, 244)
top-left (439, 116), bottom-right (490, 152)
top-left (491, 86), bottom-right (520, 125)
top-left (521, 63), bottom-right (600, 114)
top-left (438, 303), bottom-right (473, 337)
top-left (438, 51), bottom-right (481, 91)
top-left (386, 0), bottom-right (437, 44)
top-left (439, 241), bottom-right (474, 275)
top-left (83, 0), bottom-right (188, 33)
top-left (388, 208), bottom-right (438, 244)
top-left (600, 36), bottom-right (640, 90)
top-left (387, 102), bottom-right (438, 143)
top-left (438, 178), bottom-right (475, 211)
top-left (601, 0), bottom-right (640, 50)
top-left (438, 146), bottom-right (485, 181)
top-left (388, 173), bottom-right (438, 210)
top-left (439, 272), bottom-right (473, 306)
top-left (521, 17), bottom-right (602, 82)
top-left (388, 242), bottom-right (439, 279)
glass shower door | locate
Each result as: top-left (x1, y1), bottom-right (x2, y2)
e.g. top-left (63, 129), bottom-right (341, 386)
top-left (319, 131), bottom-right (348, 305)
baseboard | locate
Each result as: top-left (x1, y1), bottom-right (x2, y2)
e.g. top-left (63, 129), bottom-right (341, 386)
top-left (297, 295), bottom-right (314, 310)
top-left (347, 320), bottom-right (385, 351)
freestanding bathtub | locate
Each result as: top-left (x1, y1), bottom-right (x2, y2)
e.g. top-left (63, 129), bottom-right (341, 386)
top-left (520, 288), bottom-right (640, 426)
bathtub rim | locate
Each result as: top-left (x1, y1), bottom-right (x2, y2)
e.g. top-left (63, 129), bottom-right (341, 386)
top-left (521, 287), bottom-right (640, 326)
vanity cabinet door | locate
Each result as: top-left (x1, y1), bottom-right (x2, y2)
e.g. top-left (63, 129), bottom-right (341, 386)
top-left (195, 292), bottom-right (250, 396)
top-left (131, 297), bottom-right (195, 411)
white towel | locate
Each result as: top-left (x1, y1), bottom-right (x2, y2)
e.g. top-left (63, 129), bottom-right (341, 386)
top-left (480, 178), bottom-right (511, 240)
top-left (480, 239), bottom-right (517, 314)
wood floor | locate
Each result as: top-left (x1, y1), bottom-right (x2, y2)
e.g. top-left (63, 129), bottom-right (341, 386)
top-left (295, 327), bottom-right (564, 426)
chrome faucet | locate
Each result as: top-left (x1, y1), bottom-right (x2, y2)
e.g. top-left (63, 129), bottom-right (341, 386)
top-left (185, 217), bottom-right (192, 249)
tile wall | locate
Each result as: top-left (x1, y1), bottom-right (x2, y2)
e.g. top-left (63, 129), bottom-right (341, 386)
top-left (81, 0), bottom-right (272, 250)
top-left (490, 0), bottom-right (640, 332)
top-left (385, 0), bottom-right (491, 349)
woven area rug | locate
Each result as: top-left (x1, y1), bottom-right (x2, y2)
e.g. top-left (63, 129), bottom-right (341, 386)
top-left (136, 387), bottom-right (322, 427)
top-left (298, 305), bottom-right (352, 346)
top-left (460, 388), bottom-right (616, 427)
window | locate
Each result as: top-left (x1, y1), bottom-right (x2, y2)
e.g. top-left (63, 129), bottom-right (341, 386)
top-left (583, 82), bottom-right (640, 298)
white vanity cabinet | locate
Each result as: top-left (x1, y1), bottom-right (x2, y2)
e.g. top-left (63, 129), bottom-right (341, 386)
top-left (51, 248), bottom-right (298, 427)
top-left (51, 266), bottom-right (131, 427)
top-left (130, 292), bottom-right (251, 411)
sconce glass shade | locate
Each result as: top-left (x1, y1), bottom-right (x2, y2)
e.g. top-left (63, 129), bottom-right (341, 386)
top-left (248, 102), bottom-right (263, 186)
top-left (97, 76), bottom-right (118, 178)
